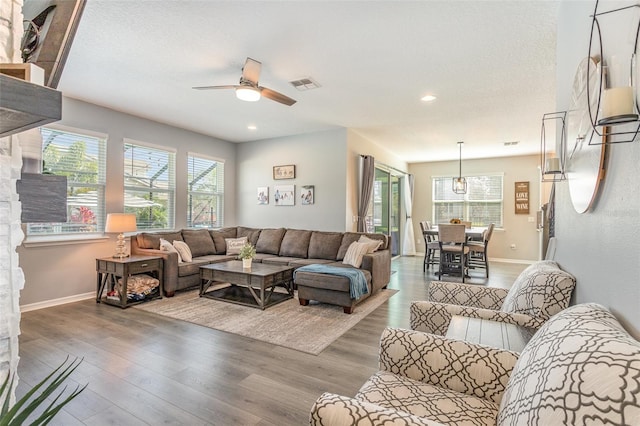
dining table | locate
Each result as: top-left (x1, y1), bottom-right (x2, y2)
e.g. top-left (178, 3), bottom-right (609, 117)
top-left (423, 225), bottom-right (486, 241)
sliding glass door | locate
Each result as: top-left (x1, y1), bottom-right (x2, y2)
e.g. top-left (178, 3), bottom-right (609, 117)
top-left (371, 167), bottom-right (402, 256)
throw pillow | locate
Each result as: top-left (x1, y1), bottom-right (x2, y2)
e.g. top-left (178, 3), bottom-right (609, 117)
top-left (342, 241), bottom-right (371, 268)
top-left (159, 238), bottom-right (182, 263)
top-left (359, 235), bottom-right (382, 253)
top-left (225, 236), bottom-right (248, 255)
top-left (173, 240), bottom-right (193, 263)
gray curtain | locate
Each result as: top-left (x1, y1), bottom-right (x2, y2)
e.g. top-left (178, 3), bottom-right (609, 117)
top-left (357, 155), bottom-right (374, 232)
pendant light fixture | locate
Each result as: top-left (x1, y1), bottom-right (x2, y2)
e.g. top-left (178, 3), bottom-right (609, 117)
top-left (452, 141), bottom-right (467, 194)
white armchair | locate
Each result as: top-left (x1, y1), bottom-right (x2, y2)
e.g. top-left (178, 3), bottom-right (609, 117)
top-left (310, 304), bottom-right (640, 425)
top-left (410, 260), bottom-right (576, 335)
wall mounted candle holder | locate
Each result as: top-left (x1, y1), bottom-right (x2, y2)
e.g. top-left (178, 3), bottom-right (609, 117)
top-left (586, 0), bottom-right (640, 145)
top-left (540, 111), bottom-right (567, 182)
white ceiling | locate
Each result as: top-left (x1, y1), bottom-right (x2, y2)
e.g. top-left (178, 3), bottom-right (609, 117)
top-left (57, 1), bottom-right (559, 163)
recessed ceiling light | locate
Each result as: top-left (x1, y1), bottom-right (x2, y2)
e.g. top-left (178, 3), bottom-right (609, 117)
top-left (504, 141), bottom-right (519, 146)
top-left (247, 125), bottom-right (257, 130)
top-left (421, 94), bottom-right (437, 102)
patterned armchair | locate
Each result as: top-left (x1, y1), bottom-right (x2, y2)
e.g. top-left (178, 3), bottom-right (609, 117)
top-left (310, 303), bottom-right (640, 425)
top-left (410, 260), bottom-right (576, 335)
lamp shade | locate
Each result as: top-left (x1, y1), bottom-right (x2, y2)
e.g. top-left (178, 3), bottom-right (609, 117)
top-left (105, 213), bottom-right (137, 233)
top-left (235, 86), bottom-right (261, 102)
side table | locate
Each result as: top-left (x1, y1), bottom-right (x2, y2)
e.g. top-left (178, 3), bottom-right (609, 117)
top-left (96, 255), bottom-right (163, 308)
top-left (445, 315), bottom-right (534, 352)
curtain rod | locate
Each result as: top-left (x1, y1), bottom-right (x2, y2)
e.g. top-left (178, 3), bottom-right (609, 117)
top-left (360, 155), bottom-right (408, 176)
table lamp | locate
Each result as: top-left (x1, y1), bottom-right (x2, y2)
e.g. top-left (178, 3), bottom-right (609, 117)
top-left (105, 213), bottom-right (137, 258)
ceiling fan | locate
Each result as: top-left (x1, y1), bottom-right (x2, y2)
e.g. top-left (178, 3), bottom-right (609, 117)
top-left (192, 57), bottom-right (296, 106)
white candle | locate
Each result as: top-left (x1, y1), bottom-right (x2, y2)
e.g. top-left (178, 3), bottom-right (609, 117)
top-left (601, 86), bottom-right (634, 119)
top-left (544, 157), bottom-right (561, 174)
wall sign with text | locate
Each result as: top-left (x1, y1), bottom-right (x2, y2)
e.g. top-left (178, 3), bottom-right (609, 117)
top-left (515, 181), bottom-right (529, 214)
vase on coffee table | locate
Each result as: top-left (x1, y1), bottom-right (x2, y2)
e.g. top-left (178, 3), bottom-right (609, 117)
top-left (242, 258), bottom-right (252, 269)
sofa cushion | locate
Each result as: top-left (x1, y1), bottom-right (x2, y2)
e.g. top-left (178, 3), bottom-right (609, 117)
top-left (225, 237), bottom-right (247, 255)
top-left (181, 229), bottom-right (216, 257)
top-left (337, 233), bottom-right (386, 260)
top-left (497, 303), bottom-right (640, 425)
top-left (279, 229), bottom-right (312, 258)
top-left (177, 258), bottom-right (211, 277)
top-left (357, 371), bottom-right (499, 426)
top-left (289, 258), bottom-right (334, 268)
top-left (209, 227), bottom-right (237, 254)
top-left (237, 226), bottom-right (261, 245)
top-left (256, 228), bottom-right (286, 255)
top-left (159, 238), bottom-right (182, 262)
top-left (173, 241), bottom-right (193, 262)
top-left (136, 231), bottom-right (183, 250)
top-left (359, 235), bottom-right (382, 253)
top-left (342, 241), bottom-right (371, 268)
top-left (500, 260), bottom-right (576, 321)
top-left (308, 231), bottom-right (343, 260)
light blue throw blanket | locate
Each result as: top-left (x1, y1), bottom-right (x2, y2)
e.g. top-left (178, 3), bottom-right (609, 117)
top-left (294, 264), bottom-right (369, 300)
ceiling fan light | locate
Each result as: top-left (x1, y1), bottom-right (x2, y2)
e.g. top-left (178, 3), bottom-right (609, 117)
top-left (236, 86), bottom-right (261, 102)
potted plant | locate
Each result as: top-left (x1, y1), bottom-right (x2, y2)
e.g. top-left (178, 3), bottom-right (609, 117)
top-left (238, 242), bottom-right (256, 269)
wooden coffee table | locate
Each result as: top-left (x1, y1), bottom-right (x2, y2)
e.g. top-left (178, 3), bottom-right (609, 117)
top-left (199, 261), bottom-right (294, 309)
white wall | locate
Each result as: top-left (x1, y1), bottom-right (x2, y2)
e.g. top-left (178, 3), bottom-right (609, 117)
top-left (236, 129), bottom-right (348, 231)
top-left (410, 155), bottom-right (542, 262)
top-left (555, 0), bottom-right (640, 338)
top-left (18, 97), bottom-right (236, 306)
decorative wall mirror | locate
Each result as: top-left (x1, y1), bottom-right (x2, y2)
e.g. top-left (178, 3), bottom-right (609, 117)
top-left (566, 57), bottom-right (607, 214)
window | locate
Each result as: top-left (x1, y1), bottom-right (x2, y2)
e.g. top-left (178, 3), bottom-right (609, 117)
top-left (27, 127), bottom-right (107, 236)
top-left (124, 141), bottom-right (175, 230)
top-left (432, 174), bottom-right (503, 227)
top-left (187, 153), bottom-right (224, 228)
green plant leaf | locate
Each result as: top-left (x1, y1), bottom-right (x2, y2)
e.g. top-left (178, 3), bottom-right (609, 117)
top-left (0, 357), bottom-right (85, 426)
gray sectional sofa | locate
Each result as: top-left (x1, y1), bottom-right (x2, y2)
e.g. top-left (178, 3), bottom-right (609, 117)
top-left (131, 227), bottom-right (391, 309)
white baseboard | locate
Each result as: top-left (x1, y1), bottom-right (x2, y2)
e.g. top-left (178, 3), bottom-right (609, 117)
top-left (20, 292), bottom-right (95, 312)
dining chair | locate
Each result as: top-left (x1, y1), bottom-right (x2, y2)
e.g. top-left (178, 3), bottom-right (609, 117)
top-left (419, 221), bottom-right (439, 272)
top-left (468, 223), bottom-right (494, 278)
top-left (459, 221), bottom-right (472, 229)
top-left (437, 224), bottom-right (469, 282)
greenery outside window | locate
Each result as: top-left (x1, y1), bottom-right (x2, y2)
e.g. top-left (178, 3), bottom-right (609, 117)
top-left (432, 174), bottom-right (503, 227)
top-left (27, 127), bottom-right (107, 236)
top-left (124, 141), bottom-right (175, 230)
top-left (187, 153), bottom-right (224, 228)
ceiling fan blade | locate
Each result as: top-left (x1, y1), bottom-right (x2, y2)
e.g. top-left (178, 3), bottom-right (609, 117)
top-left (241, 58), bottom-right (262, 85)
top-left (260, 87), bottom-right (297, 106)
top-left (192, 85), bottom-right (239, 90)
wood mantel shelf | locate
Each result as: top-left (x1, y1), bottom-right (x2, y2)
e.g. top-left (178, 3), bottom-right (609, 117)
top-left (0, 70), bottom-right (62, 138)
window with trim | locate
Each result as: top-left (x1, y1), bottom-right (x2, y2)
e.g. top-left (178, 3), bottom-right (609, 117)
top-left (27, 127), bottom-right (107, 236)
top-left (187, 153), bottom-right (224, 228)
top-left (124, 141), bottom-right (175, 230)
top-left (432, 174), bottom-right (503, 227)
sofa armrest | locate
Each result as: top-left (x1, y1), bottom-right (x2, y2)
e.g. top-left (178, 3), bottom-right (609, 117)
top-left (410, 301), bottom-right (544, 335)
top-left (361, 250), bottom-right (391, 292)
top-left (428, 281), bottom-right (508, 309)
top-left (130, 245), bottom-right (179, 296)
top-left (310, 392), bottom-right (442, 426)
top-left (379, 327), bottom-right (518, 404)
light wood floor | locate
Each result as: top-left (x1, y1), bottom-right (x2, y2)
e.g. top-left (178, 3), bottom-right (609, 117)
top-left (17, 256), bottom-right (527, 425)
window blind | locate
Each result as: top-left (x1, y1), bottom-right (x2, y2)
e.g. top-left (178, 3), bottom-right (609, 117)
top-left (432, 174), bottom-right (503, 227)
top-left (187, 153), bottom-right (224, 228)
top-left (27, 127), bottom-right (107, 236)
top-left (124, 142), bottom-right (175, 230)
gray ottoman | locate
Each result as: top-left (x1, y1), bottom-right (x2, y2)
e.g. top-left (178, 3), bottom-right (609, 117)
top-left (294, 266), bottom-right (372, 314)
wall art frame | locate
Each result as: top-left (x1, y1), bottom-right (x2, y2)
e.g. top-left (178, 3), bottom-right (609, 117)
top-left (257, 186), bottom-right (269, 205)
top-left (300, 185), bottom-right (314, 205)
top-left (273, 164), bottom-right (295, 180)
top-left (274, 184), bottom-right (295, 206)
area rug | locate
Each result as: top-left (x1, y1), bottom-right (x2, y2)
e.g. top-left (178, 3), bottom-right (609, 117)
top-left (134, 288), bottom-right (397, 355)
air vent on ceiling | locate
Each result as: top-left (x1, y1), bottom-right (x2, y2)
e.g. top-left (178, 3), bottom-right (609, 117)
top-left (504, 141), bottom-right (519, 146)
top-left (289, 77), bottom-right (321, 91)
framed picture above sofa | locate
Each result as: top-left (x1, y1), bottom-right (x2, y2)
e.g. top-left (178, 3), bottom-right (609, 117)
top-left (273, 164), bottom-right (295, 180)
top-left (274, 184), bottom-right (295, 206)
